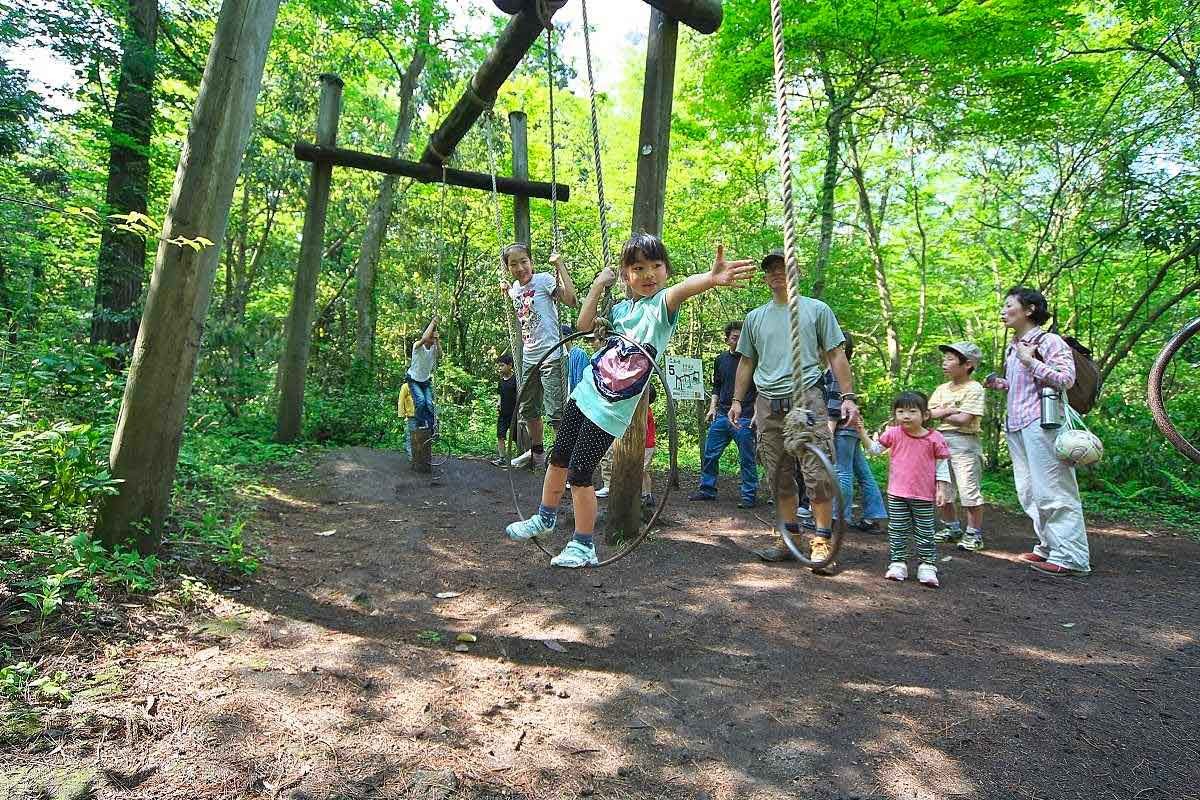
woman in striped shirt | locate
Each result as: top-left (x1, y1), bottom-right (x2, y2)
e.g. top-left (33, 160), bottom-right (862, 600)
top-left (984, 287), bottom-right (1091, 577)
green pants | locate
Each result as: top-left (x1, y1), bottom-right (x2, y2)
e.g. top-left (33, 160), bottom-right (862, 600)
top-left (887, 495), bottom-right (937, 564)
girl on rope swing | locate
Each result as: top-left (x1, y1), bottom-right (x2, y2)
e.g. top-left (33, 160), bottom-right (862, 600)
top-left (505, 233), bottom-right (756, 568)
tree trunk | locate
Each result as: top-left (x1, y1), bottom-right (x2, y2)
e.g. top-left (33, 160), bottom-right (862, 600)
top-left (91, 0), bottom-right (159, 350)
top-left (353, 43), bottom-right (426, 368)
top-left (811, 59), bottom-right (843, 300)
top-left (94, 0), bottom-right (281, 551)
top-left (847, 129), bottom-right (900, 379)
top-left (900, 155), bottom-right (929, 383)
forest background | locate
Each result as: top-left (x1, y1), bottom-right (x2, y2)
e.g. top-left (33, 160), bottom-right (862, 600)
top-left (2, 0), bottom-right (1198, 623)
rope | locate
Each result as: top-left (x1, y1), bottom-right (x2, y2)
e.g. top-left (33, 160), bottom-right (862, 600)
top-left (544, 13), bottom-right (570, 418)
top-left (483, 110), bottom-right (525, 379)
top-left (580, 0), bottom-right (614, 315)
top-left (546, 23), bottom-right (560, 254)
top-left (768, 0), bottom-right (806, 407)
top-left (432, 163), bottom-right (449, 315)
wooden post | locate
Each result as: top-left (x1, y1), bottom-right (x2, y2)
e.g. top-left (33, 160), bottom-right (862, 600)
top-left (509, 110), bottom-right (531, 246)
top-left (632, 10), bottom-right (679, 236)
top-left (607, 9), bottom-right (681, 540)
top-left (275, 74), bottom-right (343, 443)
top-left (411, 426), bottom-right (432, 473)
top-left (94, 0), bottom-right (282, 550)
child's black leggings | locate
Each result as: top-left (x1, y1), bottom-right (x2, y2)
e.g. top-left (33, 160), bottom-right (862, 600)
top-left (550, 400), bottom-right (615, 487)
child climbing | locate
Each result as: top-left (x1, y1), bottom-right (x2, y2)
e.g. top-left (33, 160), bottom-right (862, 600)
top-left (407, 317), bottom-right (440, 430)
top-left (868, 391), bottom-right (952, 588)
top-left (500, 244), bottom-right (579, 468)
top-left (505, 234), bottom-right (755, 568)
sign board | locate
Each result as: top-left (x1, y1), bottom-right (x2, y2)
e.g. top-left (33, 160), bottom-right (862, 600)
top-left (665, 355), bottom-right (706, 401)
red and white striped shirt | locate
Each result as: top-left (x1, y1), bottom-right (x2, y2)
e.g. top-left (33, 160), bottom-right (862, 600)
top-left (1003, 327), bottom-right (1076, 432)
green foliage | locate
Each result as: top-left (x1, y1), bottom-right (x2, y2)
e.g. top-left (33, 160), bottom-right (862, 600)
top-left (0, 417), bottom-right (120, 535)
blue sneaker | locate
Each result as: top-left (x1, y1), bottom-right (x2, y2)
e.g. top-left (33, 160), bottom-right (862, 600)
top-left (506, 515), bottom-right (553, 541)
top-left (550, 540), bottom-right (599, 568)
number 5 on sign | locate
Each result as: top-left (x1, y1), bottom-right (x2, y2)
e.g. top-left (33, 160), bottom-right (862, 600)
top-left (665, 356), bottom-right (705, 401)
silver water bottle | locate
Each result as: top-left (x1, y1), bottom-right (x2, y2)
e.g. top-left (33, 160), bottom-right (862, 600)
top-left (1039, 386), bottom-right (1063, 429)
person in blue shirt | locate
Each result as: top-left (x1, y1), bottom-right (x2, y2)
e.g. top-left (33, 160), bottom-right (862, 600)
top-left (564, 324), bottom-right (594, 392)
top-left (505, 233), bottom-right (755, 568)
top-left (689, 321), bottom-right (759, 508)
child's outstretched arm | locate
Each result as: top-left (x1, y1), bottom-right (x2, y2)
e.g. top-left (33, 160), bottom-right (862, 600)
top-left (550, 253), bottom-right (579, 308)
top-left (866, 425), bottom-right (891, 456)
top-left (664, 244), bottom-right (755, 315)
top-left (577, 267), bottom-right (617, 333)
top-left (854, 418), bottom-right (874, 452)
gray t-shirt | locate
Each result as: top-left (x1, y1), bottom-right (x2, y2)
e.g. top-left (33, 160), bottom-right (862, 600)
top-left (508, 272), bottom-right (562, 362)
top-left (737, 297), bottom-right (845, 398)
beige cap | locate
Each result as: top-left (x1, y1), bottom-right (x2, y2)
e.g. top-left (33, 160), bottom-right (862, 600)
top-left (939, 341), bottom-right (982, 367)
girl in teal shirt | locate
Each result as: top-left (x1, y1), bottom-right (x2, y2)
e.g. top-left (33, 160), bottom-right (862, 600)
top-left (506, 233), bottom-right (755, 567)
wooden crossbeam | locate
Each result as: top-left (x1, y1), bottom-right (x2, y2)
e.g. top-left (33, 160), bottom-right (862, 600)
top-left (293, 142), bottom-right (570, 201)
top-left (491, 1), bottom-right (722, 34)
top-left (421, 4), bottom-right (563, 166)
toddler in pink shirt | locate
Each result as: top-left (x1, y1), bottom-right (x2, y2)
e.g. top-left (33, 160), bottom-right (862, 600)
top-left (869, 391), bottom-right (952, 587)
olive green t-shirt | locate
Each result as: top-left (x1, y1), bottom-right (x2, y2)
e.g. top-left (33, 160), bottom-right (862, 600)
top-left (737, 298), bottom-right (845, 399)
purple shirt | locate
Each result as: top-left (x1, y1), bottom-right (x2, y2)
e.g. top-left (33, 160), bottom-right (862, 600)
top-left (1003, 327), bottom-right (1075, 432)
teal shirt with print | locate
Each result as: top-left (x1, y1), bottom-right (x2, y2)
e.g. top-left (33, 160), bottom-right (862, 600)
top-left (737, 297), bottom-right (845, 398)
top-left (572, 289), bottom-right (678, 438)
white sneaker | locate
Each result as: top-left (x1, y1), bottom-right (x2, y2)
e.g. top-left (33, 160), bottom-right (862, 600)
top-left (510, 450), bottom-right (533, 467)
top-left (594, 486), bottom-right (609, 498)
top-left (917, 563), bottom-right (940, 588)
top-left (551, 539), bottom-right (599, 568)
top-left (506, 514), bottom-right (553, 541)
top-left (885, 561), bottom-right (908, 581)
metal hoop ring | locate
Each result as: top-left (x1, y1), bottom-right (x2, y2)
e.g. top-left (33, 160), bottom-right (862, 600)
top-left (1148, 316), bottom-right (1200, 465)
top-left (755, 441), bottom-right (847, 569)
top-left (505, 329), bottom-right (675, 568)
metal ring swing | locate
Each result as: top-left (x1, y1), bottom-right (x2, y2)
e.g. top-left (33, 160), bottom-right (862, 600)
top-left (504, 328), bottom-right (675, 568)
top-left (1148, 316), bottom-right (1200, 465)
top-left (772, 442), bottom-right (847, 570)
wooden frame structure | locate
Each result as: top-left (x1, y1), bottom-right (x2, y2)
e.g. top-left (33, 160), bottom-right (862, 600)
top-left (277, 0), bottom-right (724, 537)
top-left (93, 0), bottom-right (724, 548)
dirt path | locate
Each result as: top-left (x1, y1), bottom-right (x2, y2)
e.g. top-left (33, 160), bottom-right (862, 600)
top-left (7, 448), bottom-right (1200, 800)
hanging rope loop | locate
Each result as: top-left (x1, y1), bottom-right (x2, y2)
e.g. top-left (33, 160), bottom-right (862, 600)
top-left (482, 109), bottom-right (525, 379)
top-left (580, 0), bottom-right (614, 318)
top-left (767, 0), bottom-right (806, 409)
top-left (546, 21), bottom-right (560, 254)
top-left (432, 162), bottom-right (449, 316)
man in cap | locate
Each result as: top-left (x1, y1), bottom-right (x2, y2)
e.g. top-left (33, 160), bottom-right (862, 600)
top-left (729, 249), bottom-right (860, 569)
top-left (929, 341), bottom-right (988, 550)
